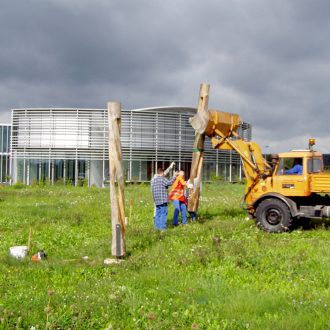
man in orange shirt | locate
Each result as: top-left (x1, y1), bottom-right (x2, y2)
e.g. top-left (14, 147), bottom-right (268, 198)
top-left (169, 170), bottom-right (188, 226)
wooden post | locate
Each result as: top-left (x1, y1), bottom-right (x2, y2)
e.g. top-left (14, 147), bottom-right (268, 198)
top-left (108, 101), bottom-right (126, 257)
top-left (188, 83), bottom-right (210, 213)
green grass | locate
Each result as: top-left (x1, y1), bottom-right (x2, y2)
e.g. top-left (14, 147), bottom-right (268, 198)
top-left (0, 182), bottom-right (330, 329)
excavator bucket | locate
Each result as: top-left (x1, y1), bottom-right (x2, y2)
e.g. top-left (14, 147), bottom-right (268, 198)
top-left (189, 109), bottom-right (241, 138)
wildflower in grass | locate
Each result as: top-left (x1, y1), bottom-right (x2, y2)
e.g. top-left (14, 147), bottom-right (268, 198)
top-left (44, 305), bottom-right (52, 314)
top-left (47, 289), bottom-right (55, 296)
top-left (147, 312), bottom-right (155, 320)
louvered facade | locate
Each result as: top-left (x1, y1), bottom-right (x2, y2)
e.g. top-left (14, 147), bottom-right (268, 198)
top-left (10, 107), bottom-right (252, 186)
top-left (0, 124), bottom-right (11, 183)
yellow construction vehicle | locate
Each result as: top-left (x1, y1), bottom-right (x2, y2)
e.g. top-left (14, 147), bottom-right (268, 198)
top-left (190, 109), bottom-right (330, 232)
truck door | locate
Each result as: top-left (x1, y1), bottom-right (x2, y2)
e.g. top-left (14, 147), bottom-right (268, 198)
top-left (273, 157), bottom-right (308, 197)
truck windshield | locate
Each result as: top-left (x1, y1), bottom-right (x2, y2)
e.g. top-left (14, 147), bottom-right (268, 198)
top-left (307, 158), bottom-right (322, 173)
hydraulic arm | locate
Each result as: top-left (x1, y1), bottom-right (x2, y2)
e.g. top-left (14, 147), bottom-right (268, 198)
top-left (190, 109), bottom-right (271, 205)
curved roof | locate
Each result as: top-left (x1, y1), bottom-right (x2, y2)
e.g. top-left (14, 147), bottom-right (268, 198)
top-left (12, 106), bottom-right (198, 114)
top-left (130, 106), bottom-right (197, 114)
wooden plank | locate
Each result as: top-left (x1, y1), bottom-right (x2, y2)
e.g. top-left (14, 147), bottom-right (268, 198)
top-left (188, 83), bottom-right (210, 212)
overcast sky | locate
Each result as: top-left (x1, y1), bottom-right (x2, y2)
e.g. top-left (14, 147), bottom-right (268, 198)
top-left (0, 0), bottom-right (329, 153)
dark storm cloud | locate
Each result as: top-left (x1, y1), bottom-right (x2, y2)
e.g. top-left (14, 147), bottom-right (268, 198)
top-left (0, 0), bottom-right (329, 152)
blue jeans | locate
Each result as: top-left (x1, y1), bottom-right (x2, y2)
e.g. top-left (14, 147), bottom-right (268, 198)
top-left (155, 203), bottom-right (168, 230)
top-left (172, 200), bottom-right (187, 225)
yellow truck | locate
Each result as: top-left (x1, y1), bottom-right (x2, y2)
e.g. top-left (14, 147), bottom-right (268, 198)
top-left (190, 109), bottom-right (330, 232)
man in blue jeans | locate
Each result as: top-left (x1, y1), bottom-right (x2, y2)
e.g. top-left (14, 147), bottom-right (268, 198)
top-left (151, 168), bottom-right (178, 230)
top-left (169, 170), bottom-right (188, 226)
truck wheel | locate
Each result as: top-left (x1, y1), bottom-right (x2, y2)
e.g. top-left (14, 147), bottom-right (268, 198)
top-left (256, 199), bottom-right (293, 233)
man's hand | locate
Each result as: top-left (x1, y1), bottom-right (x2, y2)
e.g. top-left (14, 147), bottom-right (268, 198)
top-left (170, 162), bottom-right (175, 169)
top-left (174, 171), bottom-right (179, 177)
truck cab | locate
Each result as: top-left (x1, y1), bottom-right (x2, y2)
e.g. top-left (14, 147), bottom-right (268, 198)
top-left (273, 150), bottom-right (323, 197)
top-left (251, 150), bottom-right (330, 232)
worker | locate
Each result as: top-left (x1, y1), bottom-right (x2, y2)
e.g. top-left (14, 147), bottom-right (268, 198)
top-left (169, 170), bottom-right (188, 226)
top-left (151, 162), bottom-right (176, 220)
top-left (151, 168), bottom-right (178, 230)
top-left (285, 158), bottom-right (303, 175)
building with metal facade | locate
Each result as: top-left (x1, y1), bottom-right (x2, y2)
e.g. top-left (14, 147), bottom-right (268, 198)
top-left (10, 107), bottom-right (251, 186)
top-left (0, 124), bottom-right (11, 183)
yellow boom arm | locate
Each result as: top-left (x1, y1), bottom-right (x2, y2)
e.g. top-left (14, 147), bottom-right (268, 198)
top-left (190, 109), bottom-right (271, 204)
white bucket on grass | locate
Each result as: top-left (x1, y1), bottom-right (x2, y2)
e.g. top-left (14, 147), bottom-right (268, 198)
top-left (9, 246), bottom-right (28, 259)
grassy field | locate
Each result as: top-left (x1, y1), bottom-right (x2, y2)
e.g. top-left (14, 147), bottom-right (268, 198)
top-left (0, 182), bottom-right (330, 329)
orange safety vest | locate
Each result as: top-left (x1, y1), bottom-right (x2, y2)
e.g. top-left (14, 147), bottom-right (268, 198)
top-left (169, 177), bottom-right (187, 203)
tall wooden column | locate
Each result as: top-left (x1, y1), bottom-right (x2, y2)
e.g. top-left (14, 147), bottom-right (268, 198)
top-left (108, 101), bottom-right (126, 257)
top-left (188, 83), bottom-right (210, 212)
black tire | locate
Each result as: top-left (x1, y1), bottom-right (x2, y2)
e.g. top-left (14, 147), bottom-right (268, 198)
top-left (256, 199), bottom-right (293, 233)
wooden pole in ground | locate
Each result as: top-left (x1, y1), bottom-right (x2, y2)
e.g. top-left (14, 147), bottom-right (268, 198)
top-left (188, 83), bottom-right (210, 213)
top-left (108, 101), bottom-right (126, 257)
